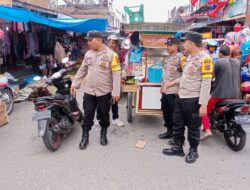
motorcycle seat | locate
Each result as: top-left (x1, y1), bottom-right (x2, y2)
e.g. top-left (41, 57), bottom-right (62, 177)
top-left (34, 94), bottom-right (64, 102)
top-left (216, 100), bottom-right (246, 107)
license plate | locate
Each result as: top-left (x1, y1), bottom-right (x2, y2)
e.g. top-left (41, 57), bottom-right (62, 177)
top-left (235, 115), bottom-right (250, 125)
top-left (32, 110), bottom-right (51, 121)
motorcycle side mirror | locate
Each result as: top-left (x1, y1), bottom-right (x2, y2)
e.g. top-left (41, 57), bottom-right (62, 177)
top-left (33, 76), bottom-right (42, 81)
top-left (61, 57), bottom-right (69, 64)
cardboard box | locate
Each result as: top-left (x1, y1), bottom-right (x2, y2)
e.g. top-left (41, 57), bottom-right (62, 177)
top-left (0, 115), bottom-right (8, 127)
top-left (0, 101), bottom-right (6, 112)
top-left (134, 139), bottom-right (147, 149)
top-left (0, 102), bottom-right (8, 127)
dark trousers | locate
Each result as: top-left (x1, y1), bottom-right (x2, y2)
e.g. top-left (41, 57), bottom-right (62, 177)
top-left (96, 102), bottom-right (119, 121)
top-left (82, 93), bottom-right (111, 133)
top-left (161, 93), bottom-right (176, 132)
top-left (173, 96), bottom-right (201, 149)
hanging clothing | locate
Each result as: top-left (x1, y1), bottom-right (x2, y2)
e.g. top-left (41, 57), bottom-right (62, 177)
top-left (17, 32), bottom-right (27, 60)
top-left (54, 42), bottom-right (66, 64)
top-left (18, 22), bottom-right (24, 33)
top-left (0, 30), bottom-right (11, 56)
top-left (25, 32), bottom-right (37, 58)
top-left (12, 22), bottom-right (16, 31)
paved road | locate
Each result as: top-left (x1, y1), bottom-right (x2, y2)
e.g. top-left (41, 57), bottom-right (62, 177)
top-left (1, 91), bottom-right (250, 190)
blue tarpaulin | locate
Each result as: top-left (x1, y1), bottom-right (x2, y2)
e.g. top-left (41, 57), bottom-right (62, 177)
top-left (0, 6), bottom-right (108, 33)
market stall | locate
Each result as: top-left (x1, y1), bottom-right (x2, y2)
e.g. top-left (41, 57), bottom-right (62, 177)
top-left (122, 31), bottom-right (176, 122)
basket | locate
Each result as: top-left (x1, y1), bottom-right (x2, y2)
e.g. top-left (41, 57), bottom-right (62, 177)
top-left (0, 102), bottom-right (8, 127)
top-left (122, 85), bottom-right (137, 93)
top-left (147, 63), bottom-right (163, 83)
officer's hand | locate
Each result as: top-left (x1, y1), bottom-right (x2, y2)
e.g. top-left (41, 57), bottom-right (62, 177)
top-left (165, 81), bottom-right (176, 88)
top-left (199, 105), bottom-right (207, 117)
top-left (112, 96), bottom-right (120, 103)
top-left (70, 85), bottom-right (76, 96)
top-left (160, 86), bottom-right (163, 94)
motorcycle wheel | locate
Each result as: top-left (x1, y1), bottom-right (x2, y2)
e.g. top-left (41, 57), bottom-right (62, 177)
top-left (2, 88), bottom-right (14, 115)
top-left (42, 118), bottom-right (61, 151)
top-left (224, 124), bottom-right (246, 152)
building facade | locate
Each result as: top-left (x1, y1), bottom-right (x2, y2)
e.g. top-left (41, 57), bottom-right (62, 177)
top-left (189, 0), bottom-right (248, 30)
top-left (54, 0), bottom-right (126, 29)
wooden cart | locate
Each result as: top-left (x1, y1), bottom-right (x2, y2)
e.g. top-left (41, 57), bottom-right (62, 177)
top-left (121, 23), bottom-right (187, 122)
top-left (121, 31), bottom-right (178, 122)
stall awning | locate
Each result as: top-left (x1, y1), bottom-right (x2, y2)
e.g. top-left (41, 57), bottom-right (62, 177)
top-left (0, 6), bottom-right (108, 33)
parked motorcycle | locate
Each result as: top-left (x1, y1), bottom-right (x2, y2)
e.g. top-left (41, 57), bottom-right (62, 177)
top-left (32, 57), bottom-right (82, 151)
top-left (209, 99), bottom-right (249, 151)
top-left (0, 77), bottom-right (14, 115)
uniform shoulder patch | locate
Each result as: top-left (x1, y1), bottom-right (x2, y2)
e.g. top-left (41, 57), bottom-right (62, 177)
top-left (201, 56), bottom-right (213, 78)
top-left (111, 52), bottom-right (121, 72)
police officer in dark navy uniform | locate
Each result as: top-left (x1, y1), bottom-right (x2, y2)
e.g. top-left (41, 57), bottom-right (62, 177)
top-left (162, 32), bottom-right (213, 163)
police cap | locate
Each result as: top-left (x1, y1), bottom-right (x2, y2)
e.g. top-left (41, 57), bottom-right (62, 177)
top-left (182, 31), bottom-right (202, 45)
top-left (165, 37), bottom-right (181, 45)
top-left (85, 30), bottom-right (103, 40)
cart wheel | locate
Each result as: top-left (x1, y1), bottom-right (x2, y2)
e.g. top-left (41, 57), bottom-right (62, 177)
top-left (127, 92), bottom-right (133, 123)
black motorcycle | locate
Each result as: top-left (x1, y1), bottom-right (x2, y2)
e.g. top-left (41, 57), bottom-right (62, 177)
top-left (32, 58), bottom-right (82, 151)
top-left (209, 99), bottom-right (249, 151)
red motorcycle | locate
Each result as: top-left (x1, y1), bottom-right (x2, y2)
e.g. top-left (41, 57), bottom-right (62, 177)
top-left (0, 78), bottom-right (14, 115)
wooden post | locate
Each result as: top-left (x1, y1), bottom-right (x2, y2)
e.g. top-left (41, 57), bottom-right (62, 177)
top-left (246, 0), bottom-right (250, 26)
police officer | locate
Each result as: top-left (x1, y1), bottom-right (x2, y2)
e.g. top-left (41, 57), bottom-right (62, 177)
top-left (70, 31), bottom-right (121, 150)
top-left (159, 37), bottom-right (186, 139)
top-left (96, 34), bottom-right (124, 127)
top-left (162, 32), bottom-right (213, 163)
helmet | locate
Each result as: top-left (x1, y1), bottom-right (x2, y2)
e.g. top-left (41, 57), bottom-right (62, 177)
top-left (107, 34), bottom-right (119, 41)
top-left (207, 39), bottom-right (218, 47)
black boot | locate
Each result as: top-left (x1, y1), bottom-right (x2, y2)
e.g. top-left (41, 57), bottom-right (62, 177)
top-left (185, 148), bottom-right (199, 164)
top-left (158, 130), bottom-right (173, 139)
top-left (79, 129), bottom-right (89, 150)
top-left (162, 145), bottom-right (185, 157)
top-left (100, 128), bottom-right (108, 146)
top-left (168, 139), bottom-right (177, 146)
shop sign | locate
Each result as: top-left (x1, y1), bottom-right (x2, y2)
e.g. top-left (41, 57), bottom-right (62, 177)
top-left (223, 0), bottom-right (245, 19)
top-left (201, 32), bottom-right (212, 39)
top-left (0, 30), bottom-right (4, 39)
top-left (0, 0), bottom-right (12, 7)
top-left (140, 33), bottom-right (172, 48)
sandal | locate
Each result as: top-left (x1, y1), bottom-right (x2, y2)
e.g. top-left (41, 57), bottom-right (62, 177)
top-left (200, 131), bottom-right (212, 141)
